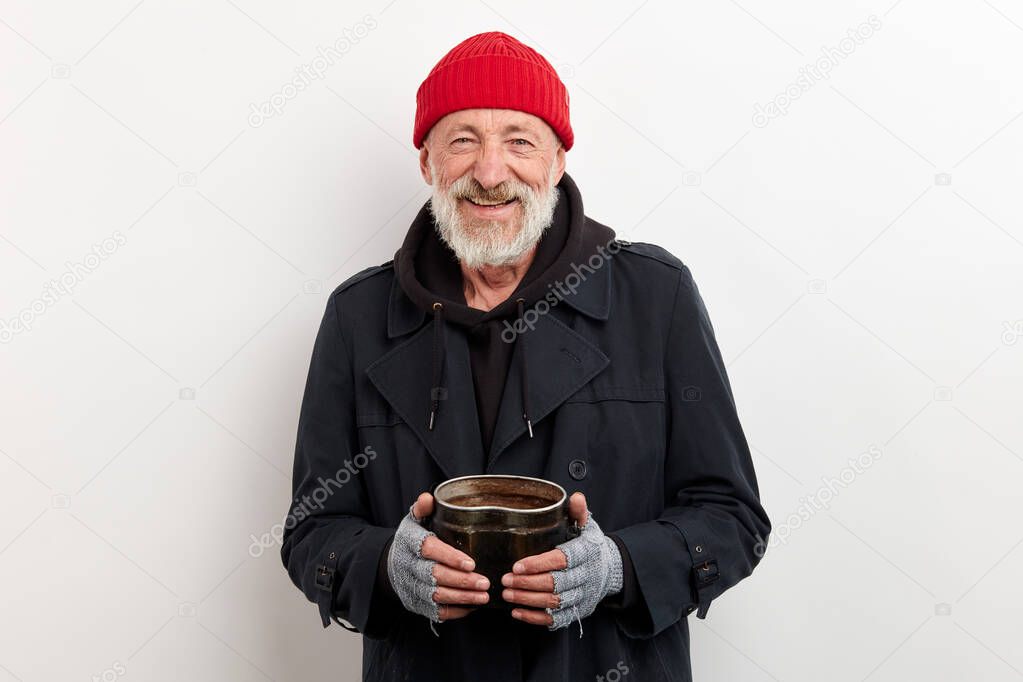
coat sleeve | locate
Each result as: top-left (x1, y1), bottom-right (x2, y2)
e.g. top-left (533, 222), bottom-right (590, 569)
top-left (611, 263), bottom-right (771, 638)
top-left (280, 292), bottom-right (401, 637)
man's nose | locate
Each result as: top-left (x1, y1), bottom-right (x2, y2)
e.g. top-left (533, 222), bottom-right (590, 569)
top-left (471, 142), bottom-right (512, 191)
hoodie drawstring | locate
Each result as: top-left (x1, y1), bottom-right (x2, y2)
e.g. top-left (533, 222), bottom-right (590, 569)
top-left (516, 298), bottom-right (533, 438)
top-left (425, 298), bottom-right (533, 440)
top-left (427, 302), bottom-right (445, 431)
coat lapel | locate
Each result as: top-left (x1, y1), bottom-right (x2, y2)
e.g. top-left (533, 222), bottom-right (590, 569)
top-left (366, 315), bottom-right (486, 480)
top-left (485, 230), bottom-right (616, 466)
top-left (487, 307), bottom-right (609, 468)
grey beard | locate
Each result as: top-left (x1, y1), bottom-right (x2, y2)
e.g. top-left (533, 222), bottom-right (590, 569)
top-left (428, 177), bottom-right (560, 269)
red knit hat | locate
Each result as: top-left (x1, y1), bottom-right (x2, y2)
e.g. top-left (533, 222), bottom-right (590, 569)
top-left (413, 31), bottom-right (573, 151)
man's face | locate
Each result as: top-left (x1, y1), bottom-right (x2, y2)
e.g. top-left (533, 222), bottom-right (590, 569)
top-left (419, 108), bottom-right (566, 269)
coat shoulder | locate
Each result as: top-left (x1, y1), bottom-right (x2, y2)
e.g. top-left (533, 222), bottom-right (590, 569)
top-left (329, 260), bottom-right (395, 301)
top-left (614, 240), bottom-right (690, 277)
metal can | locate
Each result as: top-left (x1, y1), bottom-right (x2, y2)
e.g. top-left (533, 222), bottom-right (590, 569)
top-left (430, 474), bottom-right (574, 608)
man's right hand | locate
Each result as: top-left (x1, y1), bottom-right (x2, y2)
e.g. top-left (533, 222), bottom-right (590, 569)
top-left (387, 492), bottom-right (490, 622)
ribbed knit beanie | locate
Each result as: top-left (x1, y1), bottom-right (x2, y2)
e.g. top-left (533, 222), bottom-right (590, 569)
top-left (413, 31), bottom-right (573, 151)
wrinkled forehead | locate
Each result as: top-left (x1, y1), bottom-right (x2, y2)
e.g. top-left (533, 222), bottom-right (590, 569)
top-left (429, 108), bottom-right (556, 141)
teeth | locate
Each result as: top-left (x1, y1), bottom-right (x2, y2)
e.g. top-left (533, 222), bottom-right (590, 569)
top-left (469, 198), bottom-right (514, 206)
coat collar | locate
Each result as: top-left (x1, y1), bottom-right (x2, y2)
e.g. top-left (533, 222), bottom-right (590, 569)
top-left (385, 242), bottom-right (611, 338)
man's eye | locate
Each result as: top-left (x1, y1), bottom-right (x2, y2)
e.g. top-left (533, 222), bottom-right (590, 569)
top-left (511, 139), bottom-right (532, 146)
top-left (453, 137), bottom-right (473, 144)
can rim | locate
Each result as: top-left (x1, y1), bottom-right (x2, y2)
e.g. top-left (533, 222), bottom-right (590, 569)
top-left (432, 474), bottom-right (567, 515)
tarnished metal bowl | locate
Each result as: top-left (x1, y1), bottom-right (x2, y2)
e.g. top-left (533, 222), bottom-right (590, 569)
top-left (430, 475), bottom-right (573, 608)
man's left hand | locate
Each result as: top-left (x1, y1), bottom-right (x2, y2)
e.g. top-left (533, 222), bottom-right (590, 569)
top-left (501, 492), bottom-right (624, 630)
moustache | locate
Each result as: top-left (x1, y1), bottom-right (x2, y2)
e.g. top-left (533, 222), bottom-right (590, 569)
top-left (454, 182), bottom-right (525, 204)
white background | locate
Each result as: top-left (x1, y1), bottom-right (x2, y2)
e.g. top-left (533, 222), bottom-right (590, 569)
top-left (2, 1), bottom-right (1022, 680)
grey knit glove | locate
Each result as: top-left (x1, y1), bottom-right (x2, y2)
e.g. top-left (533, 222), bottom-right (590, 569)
top-left (547, 512), bottom-right (623, 631)
top-left (386, 504), bottom-right (441, 623)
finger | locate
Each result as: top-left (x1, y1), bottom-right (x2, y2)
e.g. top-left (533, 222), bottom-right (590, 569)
top-left (434, 563), bottom-right (490, 591)
top-left (549, 564), bottom-right (588, 592)
top-left (411, 492), bottom-right (434, 521)
top-left (421, 536), bottom-right (475, 571)
top-left (510, 608), bottom-right (554, 626)
top-left (555, 585), bottom-right (585, 610)
top-left (501, 571), bottom-right (554, 591)
top-left (568, 492), bottom-right (588, 526)
top-left (502, 588), bottom-right (558, 609)
top-left (438, 605), bottom-right (474, 621)
top-left (512, 548), bottom-right (567, 574)
top-left (433, 586), bottom-right (489, 605)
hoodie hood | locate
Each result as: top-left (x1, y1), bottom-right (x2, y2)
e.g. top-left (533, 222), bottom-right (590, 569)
top-left (391, 171), bottom-right (614, 455)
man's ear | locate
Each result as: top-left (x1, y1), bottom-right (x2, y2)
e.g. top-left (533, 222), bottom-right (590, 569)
top-left (419, 144), bottom-right (432, 185)
top-left (551, 143), bottom-right (567, 186)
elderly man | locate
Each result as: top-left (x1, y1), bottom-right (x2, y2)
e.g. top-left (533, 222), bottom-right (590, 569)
top-left (282, 31), bottom-right (770, 682)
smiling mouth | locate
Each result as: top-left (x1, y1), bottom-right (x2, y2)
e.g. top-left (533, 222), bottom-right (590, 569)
top-left (465, 197), bottom-right (518, 207)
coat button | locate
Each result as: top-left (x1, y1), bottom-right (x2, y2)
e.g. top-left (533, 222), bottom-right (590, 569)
top-left (694, 545), bottom-right (702, 553)
top-left (568, 459), bottom-right (587, 480)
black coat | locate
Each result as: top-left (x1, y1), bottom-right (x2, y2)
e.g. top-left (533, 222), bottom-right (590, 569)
top-left (281, 220), bottom-right (771, 681)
